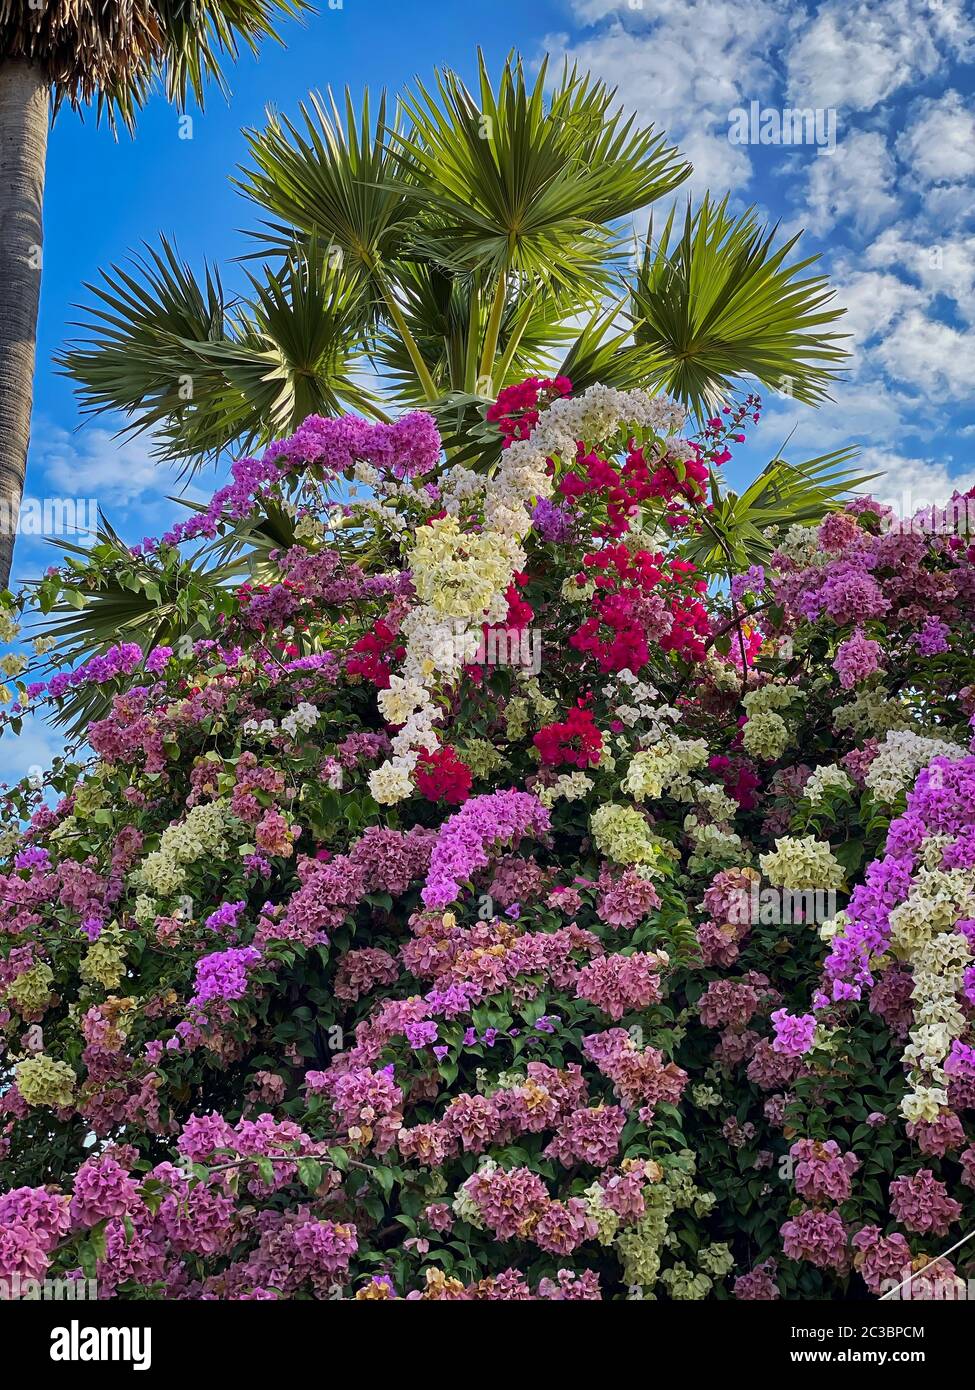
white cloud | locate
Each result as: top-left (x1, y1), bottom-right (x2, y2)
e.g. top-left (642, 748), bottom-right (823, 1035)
top-left (829, 264), bottom-right (928, 359)
top-left (755, 374), bottom-right (928, 454)
top-left (920, 182), bottom-right (975, 228)
top-left (544, 0), bottom-right (790, 198)
top-left (865, 226), bottom-right (975, 324)
top-left (569, 0), bottom-right (643, 21)
top-left (29, 421), bottom-right (188, 508)
top-left (786, 0), bottom-right (972, 113)
top-left (896, 90), bottom-right (975, 185)
top-left (799, 129), bottom-right (900, 235)
top-left (13, 419), bottom-right (212, 586)
top-left (0, 713), bottom-right (66, 790)
top-left (854, 445), bottom-right (975, 512)
top-left (816, 228), bottom-right (975, 400)
top-left (876, 309), bottom-right (975, 399)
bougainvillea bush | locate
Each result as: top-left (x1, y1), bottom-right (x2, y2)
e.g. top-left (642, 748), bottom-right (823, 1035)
top-left (1, 377), bottom-right (974, 1301)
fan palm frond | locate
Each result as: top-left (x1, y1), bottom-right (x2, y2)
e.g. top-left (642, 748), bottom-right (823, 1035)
top-left (682, 447), bottom-right (879, 573)
top-left (388, 49), bottom-right (689, 296)
top-left (631, 196), bottom-right (849, 418)
top-left (28, 514), bottom-right (239, 736)
top-left (237, 87), bottom-right (417, 288)
top-left (0, 0), bottom-right (309, 129)
top-left (58, 238), bottom-right (377, 474)
top-left (369, 262), bottom-right (579, 406)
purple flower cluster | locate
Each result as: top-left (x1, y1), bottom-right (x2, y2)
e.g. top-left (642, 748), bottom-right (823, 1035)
top-left (156, 412), bottom-right (440, 553)
top-left (780, 1206), bottom-right (850, 1273)
top-left (421, 790), bottom-right (551, 908)
top-left (889, 1169), bottom-right (962, 1236)
top-left (790, 1139), bottom-right (860, 1203)
top-left (819, 755), bottom-right (975, 1005)
top-left (770, 1009), bottom-right (817, 1056)
top-left (32, 643), bottom-right (145, 703)
top-left (531, 497), bottom-right (575, 542)
top-left (191, 945), bottom-right (263, 1007)
top-left (205, 901), bottom-right (247, 936)
top-left (833, 627), bottom-right (884, 689)
top-left (730, 564), bottom-right (765, 603)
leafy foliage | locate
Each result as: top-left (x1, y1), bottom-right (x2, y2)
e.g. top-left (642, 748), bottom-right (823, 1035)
top-left (632, 197), bottom-right (848, 417)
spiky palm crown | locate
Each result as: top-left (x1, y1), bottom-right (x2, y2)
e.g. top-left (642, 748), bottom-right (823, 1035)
top-left (0, 0), bottom-right (309, 125)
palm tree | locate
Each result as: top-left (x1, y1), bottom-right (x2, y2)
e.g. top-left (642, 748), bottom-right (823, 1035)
top-left (0, 0), bottom-right (309, 588)
top-left (60, 54), bottom-right (849, 467)
top-left (42, 51), bottom-right (863, 728)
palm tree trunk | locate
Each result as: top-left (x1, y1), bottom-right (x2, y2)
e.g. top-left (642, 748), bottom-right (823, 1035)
top-left (0, 60), bottom-right (49, 589)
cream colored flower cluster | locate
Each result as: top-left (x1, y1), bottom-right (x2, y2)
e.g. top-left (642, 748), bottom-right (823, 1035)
top-left (242, 701), bottom-right (319, 743)
top-left (138, 800), bottom-right (231, 897)
top-left (370, 520), bottom-right (522, 802)
top-left (775, 523), bottom-right (823, 568)
top-left (882, 864), bottom-right (975, 1122)
top-left (437, 464), bottom-right (484, 514)
top-left (537, 771), bottom-right (594, 809)
top-left (621, 734), bottom-right (709, 803)
top-left (561, 575), bottom-right (596, 603)
top-left (334, 490), bottom-right (409, 535)
top-left (15, 1054), bottom-right (77, 1108)
top-left (661, 1248), bottom-right (732, 1299)
top-left (684, 811), bottom-right (746, 874)
top-left (702, 655), bottom-right (742, 694)
top-left (408, 516), bottom-right (524, 623)
top-left (759, 835), bottom-right (845, 891)
top-left (741, 683), bottom-right (800, 761)
top-left (604, 672), bottom-right (680, 739)
top-left (5, 961), bottom-right (55, 1015)
top-left (79, 932), bottom-right (127, 991)
top-left (833, 686), bottom-right (920, 738)
top-left (864, 730), bottom-right (968, 804)
top-left (688, 781), bottom-right (738, 822)
top-left (457, 738), bottom-right (503, 779)
top-left (804, 763), bottom-right (853, 806)
top-left (370, 675), bottom-right (446, 805)
top-left (590, 803), bottom-right (662, 868)
top-left (901, 928), bottom-right (971, 1123)
top-left (612, 723), bottom-right (742, 871)
top-left (616, 1151), bottom-right (718, 1292)
top-left (682, 771), bottom-right (746, 873)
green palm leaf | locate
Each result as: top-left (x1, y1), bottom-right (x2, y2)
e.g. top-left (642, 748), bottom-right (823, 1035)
top-left (195, 242), bottom-right (381, 447)
top-left (154, 0), bottom-right (311, 110)
top-left (631, 196), bottom-right (849, 417)
top-left (682, 447), bottom-right (879, 573)
top-left (555, 299), bottom-right (666, 397)
top-left (369, 262), bottom-right (577, 406)
top-left (388, 50), bottom-right (689, 295)
top-left (58, 238), bottom-right (377, 473)
top-left (236, 87), bottom-right (417, 289)
top-left (29, 515), bottom-right (239, 736)
top-left (56, 235), bottom-right (228, 429)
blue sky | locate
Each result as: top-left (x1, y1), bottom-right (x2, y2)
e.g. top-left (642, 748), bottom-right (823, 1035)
top-left (8, 0), bottom-right (975, 776)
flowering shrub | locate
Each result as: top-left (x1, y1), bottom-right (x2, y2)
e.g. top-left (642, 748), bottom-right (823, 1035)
top-left (0, 379), bottom-right (974, 1300)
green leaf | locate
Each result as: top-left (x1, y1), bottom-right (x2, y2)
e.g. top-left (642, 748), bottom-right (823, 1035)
top-left (297, 1158), bottom-right (323, 1192)
top-left (631, 195), bottom-right (849, 417)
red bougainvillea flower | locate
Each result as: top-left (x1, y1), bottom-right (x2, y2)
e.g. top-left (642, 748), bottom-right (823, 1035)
top-left (534, 707), bottom-right (603, 768)
top-left (709, 754), bottom-right (761, 810)
top-left (502, 576), bottom-right (534, 630)
top-left (557, 440), bottom-right (709, 540)
top-left (415, 746), bottom-right (473, 805)
top-left (346, 621), bottom-right (405, 689)
top-left (486, 376), bottom-right (572, 449)
top-left (567, 544), bottom-right (710, 672)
